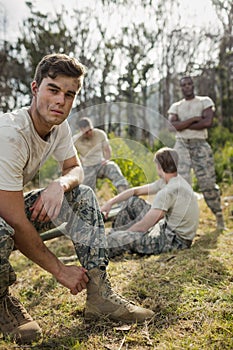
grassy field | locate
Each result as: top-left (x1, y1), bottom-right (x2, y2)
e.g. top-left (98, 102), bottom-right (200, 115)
top-left (0, 187), bottom-right (233, 350)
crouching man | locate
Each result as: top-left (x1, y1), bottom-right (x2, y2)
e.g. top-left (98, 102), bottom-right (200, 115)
top-left (0, 53), bottom-right (154, 345)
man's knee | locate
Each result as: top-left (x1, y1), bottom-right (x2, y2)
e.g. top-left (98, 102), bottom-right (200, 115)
top-left (0, 228), bottom-right (16, 290)
top-left (0, 229), bottom-right (15, 258)
top-left (200, 183), bottom-right (220, 195)
top-left (67, 184), bottom-right (96, 199)
top-left (104, 162), bottom-right (126, 179)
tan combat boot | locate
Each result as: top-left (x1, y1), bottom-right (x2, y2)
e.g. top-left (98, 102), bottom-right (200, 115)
top-left (0, 292), bottom-right (42, 344)
top-left (85, 267), bottom-right (154, 323)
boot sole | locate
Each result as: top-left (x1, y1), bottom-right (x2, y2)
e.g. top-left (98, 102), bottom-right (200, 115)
top-left (84, 310), bottom-right (154, 324)
top-left (6, 321), bottom-right (42, 344)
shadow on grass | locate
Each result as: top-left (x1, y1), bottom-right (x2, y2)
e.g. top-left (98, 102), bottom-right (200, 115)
top-left (22, 224), bottom-right (229, 350)
top-left (28, 227), bottom-right (231, 349)
top-left (6, 227), bottom-right (231, 349)
top-left (118, 227), bottom-right (230, 332)
top-left (21, 305), bottom-right (154, 350)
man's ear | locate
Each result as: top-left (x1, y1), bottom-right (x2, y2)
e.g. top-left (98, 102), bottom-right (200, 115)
top-left (31, 81), bottom-right (38, 96)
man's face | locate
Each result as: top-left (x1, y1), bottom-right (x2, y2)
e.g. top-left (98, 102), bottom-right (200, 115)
top-left (180, 78), bottom-right (194, 99)
top-left (31, 75), bottom-right (79, 127)
top-left (80, 127), bottom-right (93, 139)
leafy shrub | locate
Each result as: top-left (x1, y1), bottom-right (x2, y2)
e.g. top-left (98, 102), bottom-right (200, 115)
top-left (37, 157), bottom-right (59, 187)
top-left (151, 128), bottom-right (176, 152)
top-left (108, 135), bottom-right (158, 187)
top-left (209, 125), bottom-right (233, 153)
top-left (214, 141), bottom-right (233, 185)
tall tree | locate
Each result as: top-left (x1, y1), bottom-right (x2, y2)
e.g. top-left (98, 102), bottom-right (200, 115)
top-left (14, 1), bottom-right (77, 106)
top-left (114, 22), bottom-right (157, 140)
top-left (0, 42), bottom-right (27, 112)
top-left (212, 0), bottom-right (233, 130)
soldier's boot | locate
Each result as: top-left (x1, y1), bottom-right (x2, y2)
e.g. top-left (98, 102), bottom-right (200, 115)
top-left (215, 212), bottom-right (226, 230)
top-left (0, 291), bottom-right (42, 344)
top-left (85, 267), bottom-right (154, 323)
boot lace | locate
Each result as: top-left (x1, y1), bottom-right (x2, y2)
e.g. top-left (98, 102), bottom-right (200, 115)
top-left (6, 295), bottom-right (32, 324)
top-left (101, 272), bottom-right (134, 306)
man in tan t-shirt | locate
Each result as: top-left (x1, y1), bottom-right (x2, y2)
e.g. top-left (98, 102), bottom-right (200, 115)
top-left (101, 147), bottom-right (199, 258)
top-left (168, 76), bottom-right (225, 230)
top-left (73, 117), bottom-right (128, 193)
top-left (0, 54), bottom-right (153, 345)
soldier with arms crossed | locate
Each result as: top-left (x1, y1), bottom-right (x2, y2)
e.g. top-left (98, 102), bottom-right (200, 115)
top-left (168, 76), bottom-right (225, 230)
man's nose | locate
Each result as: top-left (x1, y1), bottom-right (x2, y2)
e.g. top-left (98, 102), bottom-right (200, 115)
top-left (56, 92), bottom-right (65, 104)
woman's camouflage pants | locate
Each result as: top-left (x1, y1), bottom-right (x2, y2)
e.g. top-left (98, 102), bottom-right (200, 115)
top-left (107, 196), bottom-right (191, 258)
top-left (0, 185), bottom-right (108, 293)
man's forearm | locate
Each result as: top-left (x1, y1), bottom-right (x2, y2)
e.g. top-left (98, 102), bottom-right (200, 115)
top-left (58, 166), bottom-right (84, 192)
top-left (129, 220), bottom-right (148, 232)
top-left (169, 117), bottom-right (201, 131)
top-left (13, 219), bottom-right (63, 278)
top-left (109, 188), bottom-right (137, 206)
top-left (189, 117), bottom-right (213, 130)
top-left (13, 217), bottom-right (89, 294)
top-left (101, 188), bottom-right (136, 215)
top-left (129, 208), bottom-right (164, 232)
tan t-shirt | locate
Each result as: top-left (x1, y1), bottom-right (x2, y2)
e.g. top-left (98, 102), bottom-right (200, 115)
top-left (168, 96), bottom-right (214, 139)
top-left (74, 128), bottom-right (109, 166)
top-left (151, 175), bottom-right (199, 240)
top-left (0, 107), bottom-right (77, 190)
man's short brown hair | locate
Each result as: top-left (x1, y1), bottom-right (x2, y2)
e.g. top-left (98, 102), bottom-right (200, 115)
top-left (33, 53), bottom-right (87, 92)
top-left (154, 147), bottom-right (179, 173)
top-left (77, 117), bottom-right (93, 129)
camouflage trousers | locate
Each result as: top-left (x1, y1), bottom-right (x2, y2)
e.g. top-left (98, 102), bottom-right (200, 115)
top-left (83, 161), bottom-right (128, 192)
top-left (0, 185), bottom-right (108, 293)
top-left (107, 197), bottom-right (192, 258)
top-left (174, 139), bottom-right (222, 215)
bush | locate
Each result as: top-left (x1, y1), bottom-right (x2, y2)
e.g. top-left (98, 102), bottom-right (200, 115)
top-left (209, 125), bottom-right (233, 152)
top-left (214, 141), bottom-right (233, 185)
top-left (37, 157), bottom-right (59, 187)
top-left (151, 128), bottom-right (176, 152)
top-left (108, 135), bottom-right (158, 187)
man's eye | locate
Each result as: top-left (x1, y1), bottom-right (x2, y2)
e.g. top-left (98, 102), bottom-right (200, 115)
top-left (66, 93), bottom-right (75, 99)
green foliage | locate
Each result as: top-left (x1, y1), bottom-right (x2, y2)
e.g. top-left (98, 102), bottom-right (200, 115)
top-left (13, 2), bottom-right (78, 107)
top-left (208, 126), bottom-right (233, 185)
top-left (151, 128), bottom-right (176, 152)
top-left (109, 134), bottom-right (158, 187)
top-left (38, 157), bottom-right (59, 187)
top-left (214, 141), bottom-right (233, 185)
top-left (100, 126), bottom-right (233, 191)
top-left (209, 125), bottom-right (233, 152)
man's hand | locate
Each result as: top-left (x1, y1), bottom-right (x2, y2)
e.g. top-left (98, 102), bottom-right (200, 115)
top-left (100, 201), bottom-right (112, 219)
top-left (56, 265), bottom-right (89, 295)
top-left (30, 182), bottom-right (64, 222)
top-left (101, 159), bottom-right (109, 166)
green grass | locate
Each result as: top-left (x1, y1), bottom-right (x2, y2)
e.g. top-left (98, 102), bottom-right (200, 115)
top-left (0, 190), bottom-right (233, 349)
